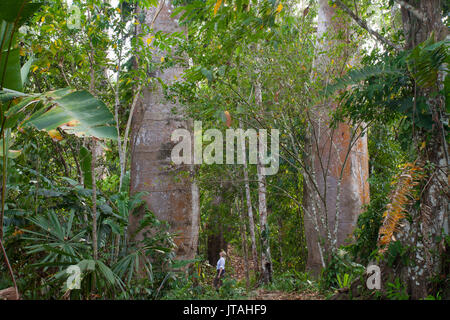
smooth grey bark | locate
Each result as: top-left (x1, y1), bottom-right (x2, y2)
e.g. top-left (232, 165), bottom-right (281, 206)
top-left (128, 1), bottom-right (199, 262)
top-left (238, 195), bottom-right (250, 288)
top-left (239, 119), bottom-right (259, 273)
top-left (304, 0), bottom-right (370, 276)
top-left (254, 57), bottom-right (272, 283)
top-left (257, 161), bottom-right (272, 283)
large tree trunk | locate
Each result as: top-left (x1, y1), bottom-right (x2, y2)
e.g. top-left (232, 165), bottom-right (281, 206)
top-left (304, 0), bottom-right (370, 276)
top-left (206, 194), bottom-right (227, 265)
top-left (397, 0), bottom-right (448, 299)
top-left (128, 1), bottom-right (199, 262)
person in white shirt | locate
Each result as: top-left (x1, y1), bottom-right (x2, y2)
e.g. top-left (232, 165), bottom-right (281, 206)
top-left (214, 250), bottom-right (226, 288)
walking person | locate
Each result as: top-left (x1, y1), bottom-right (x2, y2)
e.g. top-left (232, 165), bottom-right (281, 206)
top-left (213, 250), bottom-right (226, 289)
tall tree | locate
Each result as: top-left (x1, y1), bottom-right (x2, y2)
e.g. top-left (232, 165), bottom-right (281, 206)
top-left (303, 0), bottom-right (370, 275)
top-left (397, 0), bottom-right (448, 299)
top-left (239, 119), bottom-right (259, 274)
top-left (255, 63), bottom-right (273, 283)
top-left (128, 1), bottom-right (200, 262)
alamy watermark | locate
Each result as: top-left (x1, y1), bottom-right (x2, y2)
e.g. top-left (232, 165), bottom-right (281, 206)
top-left (67, 5), bottom-right (81, 30)
top-left (366, 264), bottom-right (381, 290)
top-left (171, 121), bottom-right (280, 176)
top-left (66, 265), bottom-right (81, 290)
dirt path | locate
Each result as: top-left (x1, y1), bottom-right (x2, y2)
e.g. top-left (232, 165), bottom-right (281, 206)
top-left (249, 288), bottom-right (325, 300)
top-left (226, 245), bottom-right (325, 300)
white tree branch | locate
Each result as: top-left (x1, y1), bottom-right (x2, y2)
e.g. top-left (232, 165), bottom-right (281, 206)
top-left (333, 0), bottom-right (402, 51)
top-left (393, 0), bottom-right (427, 22)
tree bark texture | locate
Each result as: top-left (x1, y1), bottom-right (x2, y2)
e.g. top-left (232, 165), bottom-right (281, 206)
top-left (304, 0), bottom-right (370, 275)
top-left (128, 1), bottom-right (199, 262)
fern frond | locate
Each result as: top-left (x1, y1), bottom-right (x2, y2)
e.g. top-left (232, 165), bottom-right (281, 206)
top-left (378, 162), bottom-right (426, 253)
top-left (322, 64), bottom-right (404, 99)
top-left (407, 38), bottom-right (449, 88)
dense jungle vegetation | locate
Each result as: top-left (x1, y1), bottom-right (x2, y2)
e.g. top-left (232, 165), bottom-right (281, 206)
top-left (0, 0), bottom-right (448, 300)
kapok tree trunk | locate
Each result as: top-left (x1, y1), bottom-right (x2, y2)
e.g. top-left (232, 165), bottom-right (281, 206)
top-left (304, 0), bottom-right (370, 276)
top-left (128, 1), bottom-right (199, 262)
top-left (206, 193), bottom-right (227, 264)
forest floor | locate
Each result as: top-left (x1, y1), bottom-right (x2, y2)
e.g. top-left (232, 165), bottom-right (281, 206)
top-left (249, 288), bottom-right (324, 300)
top-left (226, 246), bottom-right (325, 300)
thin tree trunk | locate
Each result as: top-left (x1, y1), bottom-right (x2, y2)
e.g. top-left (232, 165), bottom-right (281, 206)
top-left (238, 195), bottom-right (250, 288)
top-left (277, 216), bottom-right (284, 267)
top-left (91, 140), bottom-right (98, 261)
top-left (239, 119), bottom-right (259, 273)
top-left (254, 55), bottom-right (272, 284)
top-left (257, 160), bottom-right (272, 283)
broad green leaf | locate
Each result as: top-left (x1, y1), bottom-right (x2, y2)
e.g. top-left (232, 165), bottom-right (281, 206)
top-left (20, 56), bottom-right (34, 86)
top-left (0, 48), bottom-right (22, 91)
top-left (25, 90), bottom-right (118, 140)
top-left (0, 147), bottom-right (21, 159)
top-left (0, 0), bottom-right (42, 26)
top-left (0, 128), bottom-right (20, 159)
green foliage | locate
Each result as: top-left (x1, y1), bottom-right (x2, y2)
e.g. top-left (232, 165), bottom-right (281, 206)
top-left (263, 270), bottom-right (318, 293)
top-left (385, 278), bottom-right (409, 300)
top-left (350, 122), bottom-right (405, 264)
top-left (406, 38), bottom-right (449, 89)
top-left (163, 274), bottom-right (247, 300)
top-left (385, 240), bottom-right (410, 268)
top-left (329, 38), bottom-right (449, 136)
top-left (22, 209), bottom-right (88, 265)
top-left (320, 249), bottom-right (365, 291)
top-left (336, 273), bottom-right (353, 289)
top-left (1, 0), bottom-right (447, 301)
top-left (423, 292), bottom-right (442, 300)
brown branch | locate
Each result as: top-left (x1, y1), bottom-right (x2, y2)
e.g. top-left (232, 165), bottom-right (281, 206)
top-left (0, 238), bottom-right (19, 299)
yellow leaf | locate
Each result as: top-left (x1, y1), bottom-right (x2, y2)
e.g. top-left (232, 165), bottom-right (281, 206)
top-left (420, 141), bottom-right (426, 150)
top-left (48, 129), bottom-right (63, 141)
top-left (213, 0), bottom-right (223, 16)
top-left (276, 3), bottom-right (283, 13)
top-left (160, 56), bottom-right (165, 63)
top-left (41, 16), bottom-right (45, 23)
top-left (32, 66), bottom-right (38, 73)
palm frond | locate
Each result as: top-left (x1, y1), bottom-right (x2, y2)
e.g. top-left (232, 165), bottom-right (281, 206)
top-left (322, 64), bottom-right (404, 99)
